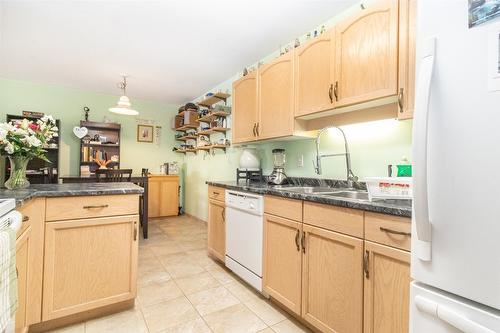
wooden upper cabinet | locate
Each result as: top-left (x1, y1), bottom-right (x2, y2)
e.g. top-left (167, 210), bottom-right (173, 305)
top-left (334, 0), bottom-right (399, 107)
top-left (207, 199), bottom-right (225, 262)
top-left (294, 31), bottom-right (336, 117)
top-left (364, 241), bottom-right (411, 333)
top-left (232, 71), bottom-right (258, 143)
top-left (398, 0), bottom-right (416, 120)
top-left (301, 224), bottom-right (364, 333)
top-left (258, 52), bottom-right (294, 139)
top-left (263, 214), bottom-right (302, 315)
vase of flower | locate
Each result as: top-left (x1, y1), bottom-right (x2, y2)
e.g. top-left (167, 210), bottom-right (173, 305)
top-left (5, 156), bottom-right (31, 190)
top-left (0, 115), bottom-right (58, 190)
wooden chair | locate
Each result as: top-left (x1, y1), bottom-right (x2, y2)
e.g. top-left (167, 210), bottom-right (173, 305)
top-left (95, 169), bottom-right (133, 182)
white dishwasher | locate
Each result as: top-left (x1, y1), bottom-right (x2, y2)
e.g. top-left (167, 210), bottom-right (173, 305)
top-left (225, 190), bottom-right (263, 292)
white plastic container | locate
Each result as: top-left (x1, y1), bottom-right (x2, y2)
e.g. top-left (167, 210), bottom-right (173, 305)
top-left (365, 177), bottom-right (413, 201)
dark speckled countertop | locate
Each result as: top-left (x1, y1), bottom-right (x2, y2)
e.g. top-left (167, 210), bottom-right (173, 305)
top-left (0, 182), bottom-right (144, 206)
top-left (207, 180), bottom-right (412, 218)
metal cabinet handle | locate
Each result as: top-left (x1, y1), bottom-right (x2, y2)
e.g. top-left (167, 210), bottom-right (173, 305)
top-left (294, 229), bottom-right (300, 252)
top-left (222, 208), bottom-right (225, 222)
top-left (301, 231), bottom-right (306, 253)
top-left (22, 216), bottom-right (29, 222)
top-left (256, 123), bottom-right (260, 136)
top-left (252, 123), bottom-right (257, 137)
top-left (134, 222), bottom-right (138, 241)
top-left (213, 191), bottom-right (220, 196)
top-left (333, 81), bottom-right (339, 101)
top-left (380, 227), bottom-right (411, 237)
top-left (83, 204), bottom-right (109, 209)
top-left (328, 84), bottom-right (334, 103)
top-left (363, 250), bottom-right (370, 279)
top-left (398, 88), bottom-right (404, 113)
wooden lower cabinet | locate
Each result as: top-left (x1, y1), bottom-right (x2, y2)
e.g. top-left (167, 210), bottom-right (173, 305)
top-left (363, 241), bottom-right (411, 333)
top-left (148, 175), bottom-right (179, 218)
top-left (207, 199), bottom-right (225, 262)
top-left (263, 214), bottom-right (302, 315)
top-left (15, 198), bottom-right (45, 333)
top-left (302, 224), bottom-right (364, 333)
top-left (42, 215), bottom-right (139, 321)
top-left (15, 226), bottom-right (30, 333)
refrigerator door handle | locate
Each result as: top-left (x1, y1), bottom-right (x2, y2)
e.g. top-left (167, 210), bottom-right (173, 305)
top-left (412, 37), bottom-right (436, 261)
top-left (415, 296), bottom-right (497, 333)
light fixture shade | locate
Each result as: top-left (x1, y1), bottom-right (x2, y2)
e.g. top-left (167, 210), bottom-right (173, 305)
top-left (109, 77), bottom-right (139, 116)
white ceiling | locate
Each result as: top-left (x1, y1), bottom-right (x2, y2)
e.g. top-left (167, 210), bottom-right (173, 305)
top-left (0, 0), bottom-right (357, 104)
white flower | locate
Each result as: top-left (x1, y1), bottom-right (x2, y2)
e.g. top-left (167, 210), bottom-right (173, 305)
top-left (23, 135), bottom-right (42, 147)
top-left (20, 119), bottom-right (29, 130)
top-left (0, 129), bottom-right (7, 141)
top-left (5, 142), bottom-right (14, 154)
top-left (41, 115), bottom-right (55, 124)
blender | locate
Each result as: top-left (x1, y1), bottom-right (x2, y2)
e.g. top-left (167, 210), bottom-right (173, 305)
top-left (268, 149), bottom-right (288, 185)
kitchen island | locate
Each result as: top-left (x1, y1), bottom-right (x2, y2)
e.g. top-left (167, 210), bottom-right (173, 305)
top-left (5, 182), bottom-right (143, 333)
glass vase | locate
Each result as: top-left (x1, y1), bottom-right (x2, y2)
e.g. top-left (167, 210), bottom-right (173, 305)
top-left (5, 156), bottom-right (31, 190)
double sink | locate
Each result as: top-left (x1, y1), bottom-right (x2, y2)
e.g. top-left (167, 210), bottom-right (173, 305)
top-left (272, 186), bottom-right (370, 201)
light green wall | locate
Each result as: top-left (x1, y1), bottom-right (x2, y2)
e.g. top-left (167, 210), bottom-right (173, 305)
top-left (0, 78), bottom-right (181, 179)
top-left (182, 0), bottom-right (414, 221)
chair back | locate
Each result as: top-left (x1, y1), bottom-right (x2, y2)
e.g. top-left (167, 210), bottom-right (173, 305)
top-left (141, 168), bottom-right (149, 177)
top-left (96, 169), bottom-right (133, 182)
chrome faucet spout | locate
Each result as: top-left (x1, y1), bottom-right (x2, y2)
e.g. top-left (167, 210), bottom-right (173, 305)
top-left (314, 126), bottom-right (358, 186)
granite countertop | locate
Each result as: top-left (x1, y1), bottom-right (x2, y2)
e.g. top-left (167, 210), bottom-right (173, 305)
top-left (207, 180), bottom-right (412, 218)
top-left (0, 182), bottom-right (144, 206)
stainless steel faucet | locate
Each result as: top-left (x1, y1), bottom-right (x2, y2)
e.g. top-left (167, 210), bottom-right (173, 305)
top-left (314, 126), bottom-right (358, 188)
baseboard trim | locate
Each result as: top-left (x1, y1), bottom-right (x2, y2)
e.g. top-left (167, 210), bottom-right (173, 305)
top-left (28, 299), bottom-right (134, 332)
top-left (184, 212), bottom-right (207, 224)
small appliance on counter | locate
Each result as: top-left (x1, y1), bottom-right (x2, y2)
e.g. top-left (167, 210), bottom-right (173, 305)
top-left (268, 149), bottom-right (288, 185)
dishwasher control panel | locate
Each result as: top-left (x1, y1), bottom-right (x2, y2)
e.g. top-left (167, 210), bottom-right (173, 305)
top-left (225, 190), bottom-right (263, 215)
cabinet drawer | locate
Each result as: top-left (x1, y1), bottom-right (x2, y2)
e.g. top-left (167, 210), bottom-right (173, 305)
top-left (365, 212), bottom-right (411, 251)
top-left (264, 196), bottom-right (302, 222)
top-left (208, 186), bottom-right (225, 202)
top-left (46, 195), bottom-right (139, 221)
top-left (303, 202), bottom-right (363, 238)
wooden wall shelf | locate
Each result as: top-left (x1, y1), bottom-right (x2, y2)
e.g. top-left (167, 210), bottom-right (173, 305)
top-left (197, 111), bottom-right (231, 123)
top-left (197, 92), bottom-right (231, 107)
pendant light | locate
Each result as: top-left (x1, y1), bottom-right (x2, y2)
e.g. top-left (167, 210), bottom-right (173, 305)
top-left (109, 75), bottom-right (139, 116)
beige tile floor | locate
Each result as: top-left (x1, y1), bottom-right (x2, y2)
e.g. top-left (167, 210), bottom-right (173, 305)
top-left (48, 215), bottom-right (312, 333)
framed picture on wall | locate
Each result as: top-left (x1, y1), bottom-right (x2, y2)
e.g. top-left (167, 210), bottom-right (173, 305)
top-left (137, 124), bottom-right (154, 142)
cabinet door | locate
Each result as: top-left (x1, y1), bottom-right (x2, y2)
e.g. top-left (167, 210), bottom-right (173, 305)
top-left (16, 198), bottom-right (44, 328)
top-left (295, 31), bottom-right (336, 117)
top-left (15, 226), bottom-right (31, 333)
top-left (207, 199), bottom-right (225, 262)
top-left (302, 224), bottom-right (363, 333)
top-left (335, 0), bottom-right (399, 107)
top-left (159, 177), bottom-right (179, 217)
top-left (398, 0), bottom-right (416, 120)
top-left (258, 52), bottom-right (294, 139)
top-left (42, 215), bottom-right (139, 320)
top-left (364, 241), bottom-right (410, 333)
top-left (263, 214), bottom-right (302, 315)
top-left (232, 72), bottom-right (258, 143)
top-left (148, 178), bottom-right (161, 218)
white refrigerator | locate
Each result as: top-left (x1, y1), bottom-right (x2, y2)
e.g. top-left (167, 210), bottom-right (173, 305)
top-left (411, 1), bottom-right (500, 332)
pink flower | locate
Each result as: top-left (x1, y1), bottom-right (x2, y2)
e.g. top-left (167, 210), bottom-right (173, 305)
top-left (28, 123), bottom-right (39, 131)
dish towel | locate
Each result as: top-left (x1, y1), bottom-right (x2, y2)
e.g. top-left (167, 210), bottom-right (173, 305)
top-left (0, 219), bottom-right (17, 333)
